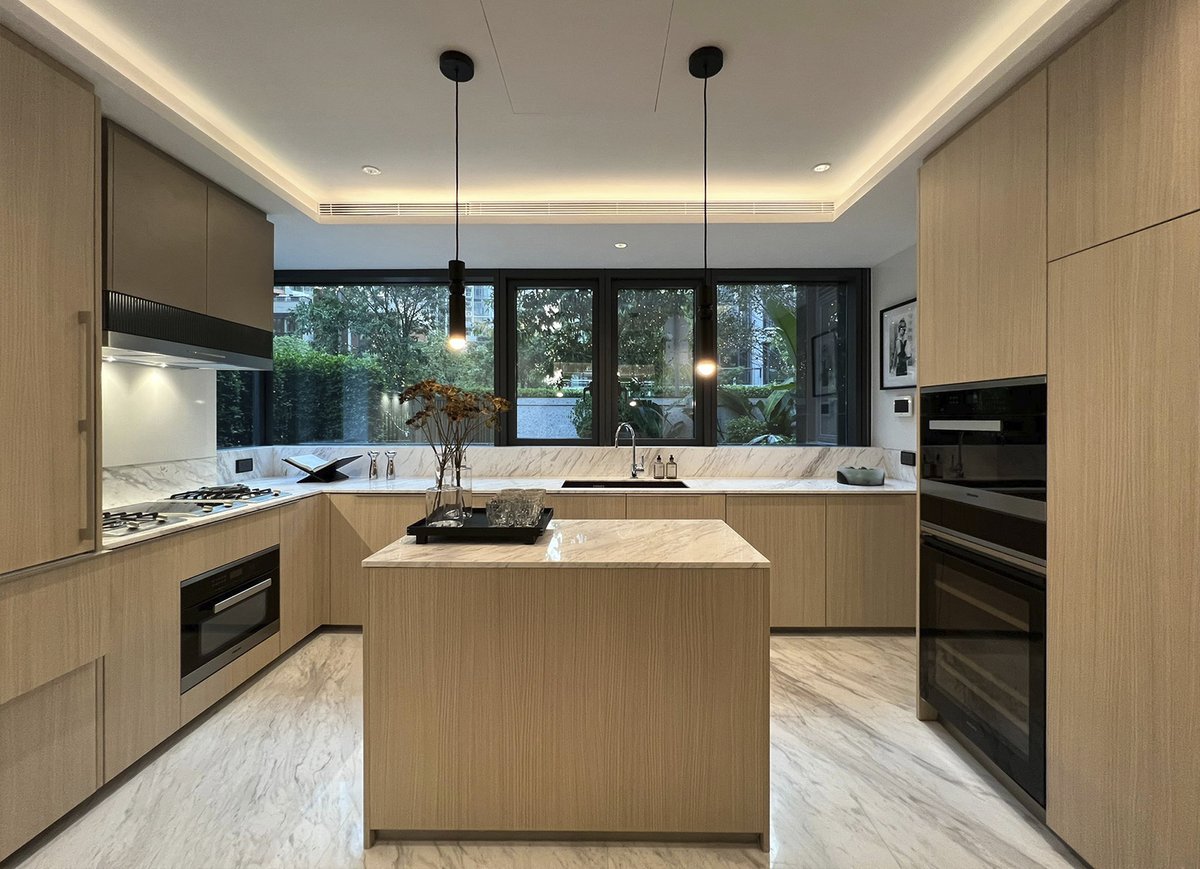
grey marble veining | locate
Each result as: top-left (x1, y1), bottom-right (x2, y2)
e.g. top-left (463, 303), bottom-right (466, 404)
top-left (12, 632), bottom-right (1078, 869)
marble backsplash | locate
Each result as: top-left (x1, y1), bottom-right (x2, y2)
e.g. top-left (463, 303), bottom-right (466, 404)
top-left (103, 444), bottom-right (915, 508)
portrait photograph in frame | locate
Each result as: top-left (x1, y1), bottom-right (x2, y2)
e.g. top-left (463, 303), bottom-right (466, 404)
top-left (880, 298), bottom-right (917, 389)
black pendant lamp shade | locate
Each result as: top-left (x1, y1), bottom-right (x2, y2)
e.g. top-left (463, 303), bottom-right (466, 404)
top-left (690, 46), bottom-right (722, 379)
top-left (441, 50), bottom-right (474, 351)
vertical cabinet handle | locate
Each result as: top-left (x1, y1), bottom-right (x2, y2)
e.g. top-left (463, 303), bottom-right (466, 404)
top-left (78, 310), bottom-right (95, 543)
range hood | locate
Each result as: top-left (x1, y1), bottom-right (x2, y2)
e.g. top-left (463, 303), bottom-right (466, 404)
top-left (102, 292), bottom-right (273, 371)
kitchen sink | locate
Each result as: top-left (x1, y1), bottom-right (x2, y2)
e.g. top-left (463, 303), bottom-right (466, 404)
top-left (561, 479), bottom-right (689, 489)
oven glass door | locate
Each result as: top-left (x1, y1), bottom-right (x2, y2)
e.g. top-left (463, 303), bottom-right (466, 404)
top-left (919, 534), bottom-right (1046, 805)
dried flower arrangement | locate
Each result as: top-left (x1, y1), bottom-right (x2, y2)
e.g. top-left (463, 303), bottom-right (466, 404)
top-left (400, 379), bottom-right (512, 489)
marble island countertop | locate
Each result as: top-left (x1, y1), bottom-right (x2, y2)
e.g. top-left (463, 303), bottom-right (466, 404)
top-left (100, 474), bottom-right (915, 550)
top-left (363, 519), bottom-right (770, 570)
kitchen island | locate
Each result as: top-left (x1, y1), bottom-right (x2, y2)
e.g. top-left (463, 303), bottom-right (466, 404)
top-left (361, 519), bottom-right (771, 849)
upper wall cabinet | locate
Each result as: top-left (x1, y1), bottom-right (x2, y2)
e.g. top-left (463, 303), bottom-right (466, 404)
top-left (105, 124), bottom-right (208, 311)
top-left (105, 122), bottom-right (274, 330)
top-left (206, 185), bottom-right (274, 331)
top-left (918, 71), bottom-right (1048, 387)
top-left (1, 29), bottom-right (98, 575)
top-left (1048, 0), bottom-right (1200, 259)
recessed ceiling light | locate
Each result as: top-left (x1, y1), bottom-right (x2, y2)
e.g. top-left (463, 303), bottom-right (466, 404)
top-left (361, 165), bottom-right (382, 176)
top-left (613, 242), bottom-right (628, 249)
top-left (812, 162), bottom-right (832, 173)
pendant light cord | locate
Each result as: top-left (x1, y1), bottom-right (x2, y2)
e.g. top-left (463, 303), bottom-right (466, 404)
top-left (703, 75), bottom-right (708, 285)
top-left (455, 79), bottom-right (461, 262)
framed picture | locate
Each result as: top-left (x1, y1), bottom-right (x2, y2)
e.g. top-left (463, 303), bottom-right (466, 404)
top-left (811, 329), bottom-right (838, 397)
top-left (880, 298), bottom-right (917, 389)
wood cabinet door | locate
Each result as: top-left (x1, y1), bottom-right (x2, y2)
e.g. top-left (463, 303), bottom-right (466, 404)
top-left (1048, 0), bottom-right (1200, 259)
top-left (542, 494), bottom-right (626, 519)
top-left (825, 495), bottom-right (915, 628)
top-left (206, 185), bottom-right (274, 330)
top-left (0, 31), bottom-right (98, 575)
top-left (280, 496), bottom-right (329, 651)
top-left (919, 71), bottom-right (1047, 386)
top-left (105, 123), bottom-right (207, 310)
top-left (328, 495), bottom-right (426, 625)
top-left (625, 494), bottom-right (725, 520)
top-left (725, 495), bottom-right (826, 628)
top-left (1047, 213), bottom-right (1200, 869)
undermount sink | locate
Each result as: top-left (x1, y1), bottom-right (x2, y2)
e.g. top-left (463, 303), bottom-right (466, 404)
top-left (562, 479), bottom-right (689, 489)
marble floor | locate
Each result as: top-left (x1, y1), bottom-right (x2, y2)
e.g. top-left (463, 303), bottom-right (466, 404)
top-left (10, 632), bottom-right (1081, 869)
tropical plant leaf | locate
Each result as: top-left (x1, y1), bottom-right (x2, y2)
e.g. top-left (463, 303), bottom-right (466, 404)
top-left (763, 296), bottom-right (798, 368)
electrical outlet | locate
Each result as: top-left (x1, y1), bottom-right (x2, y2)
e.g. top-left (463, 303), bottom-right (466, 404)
top-left (900, 451), bottom-right (916, 467)
top-left (235, 458), bottom-right (253, 474)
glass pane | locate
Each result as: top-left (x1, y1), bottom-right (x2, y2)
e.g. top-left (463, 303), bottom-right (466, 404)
top-left (716, 282), bottom-right (850, 445)
top-left (219, 283), bottom-right (496, 446)
top-left (216, 370), bottom-right (257, 448)
top-left (514, 286), bottom-right (594, 440)
top-left (615, 287), bottom-right (694, 440)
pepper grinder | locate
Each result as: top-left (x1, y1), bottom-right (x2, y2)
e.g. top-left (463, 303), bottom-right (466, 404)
top-left (367, 450), bottom-right (380, 480)
top-left (385, 450), bottom-right (397, 480)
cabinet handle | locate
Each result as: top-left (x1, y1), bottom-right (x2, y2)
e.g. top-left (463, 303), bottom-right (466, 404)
top-left (78, 310), bottom-right (95, 543)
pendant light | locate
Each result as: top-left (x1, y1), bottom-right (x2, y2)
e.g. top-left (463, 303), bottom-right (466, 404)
top-left (440, 50), bottom-right (474, 351)
top-left (689, 45), bottom-right (723, 378)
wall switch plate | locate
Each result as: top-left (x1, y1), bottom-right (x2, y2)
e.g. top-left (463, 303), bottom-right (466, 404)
top-left (900, 451), bottom-right (916, 467)
top-left (235, 458), bottom-right (253, 473)
top-left (892, 395), bottom-right (913, 417)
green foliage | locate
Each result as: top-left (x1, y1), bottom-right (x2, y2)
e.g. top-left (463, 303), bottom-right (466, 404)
top-left (270, 336), bottom-right (387, 443)
top-left (717, 384), bottom-right (798, 444)
top-left (723, 416), bottom-right (770, 444)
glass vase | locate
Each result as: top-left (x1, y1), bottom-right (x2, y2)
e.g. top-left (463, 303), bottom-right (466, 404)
top-left (425, 485), bottom-right (464, 527)
top-left (454, 464), bottom-right (473, 517)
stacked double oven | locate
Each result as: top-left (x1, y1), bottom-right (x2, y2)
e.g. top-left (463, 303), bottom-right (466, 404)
top-left (919, 377), bottom-right (1046, 809)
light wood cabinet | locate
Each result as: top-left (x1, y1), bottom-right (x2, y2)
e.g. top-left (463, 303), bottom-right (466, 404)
top-left (918, 70), bottom-right (1047, 386)
top-left (206, 185), bottom-right (274, 330)
top-left (625, 493), bottom-right (725, 520)
top-left (825, 495), bottom-right (915, 628)
top-left (542, 493), bottom-right (626, 519)
top-left (725, 495), bottom-right (826, 628)
top-left (0, 28), bottom-right (98, 576)
top-left (328, 495), bottom-right (426, 625)
top-left (104, 510), bottom-right (280, 779)
top-left (1047, 212), bottom-right (1200, 869)
top-left (280, 496), bottom-right (329, 651)
top-left (105, 123), bottom-right (208, 310)
top-left (0, 662), bottom-right (100, 862)
top-left (1047, 0), bottom-right (1200, 259)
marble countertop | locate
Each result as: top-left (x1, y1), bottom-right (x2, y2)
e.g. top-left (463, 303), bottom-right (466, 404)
top-left (101, 475), bottom-right (915, 551)
top-left (362, 519), bottom-right (770, 570)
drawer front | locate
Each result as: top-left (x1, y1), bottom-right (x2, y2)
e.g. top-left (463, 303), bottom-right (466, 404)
top-left (625, 494), bottom-right (726, 520)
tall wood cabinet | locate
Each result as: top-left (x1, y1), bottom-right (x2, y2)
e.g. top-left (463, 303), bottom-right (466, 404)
top-left (1047, 0), bottom-right (1200, 259)
top-left (280, 496), bottom-right (329, 651)
top-left (1047, 212), bottom-right (1200, 869)
top-left (0, 29), bottom-right (99, 576)
top-left (918, 70), bottom-right (1048, 387)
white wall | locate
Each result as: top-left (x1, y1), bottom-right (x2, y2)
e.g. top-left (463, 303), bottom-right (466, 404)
top-left (102, 363), bottom-right (217, 466)
top-left (871, 244), bottom-right (917, 451)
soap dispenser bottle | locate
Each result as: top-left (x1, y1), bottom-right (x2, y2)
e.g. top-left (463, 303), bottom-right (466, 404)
top-left (666, 455), bottom-right (678, 479)
top-left (652, 454), bottom-right (665, 479)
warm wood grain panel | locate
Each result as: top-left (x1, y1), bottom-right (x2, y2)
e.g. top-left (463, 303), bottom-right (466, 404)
top-left (365, 565), bottom-right (769, 841)
top-left (105, 123), bottom-right (207, 310)
top-left (624, 494), bottom-right (725, 520)
top-left (0, 557), bottom-right (108, 707)
top-left (328, 495), bottom-right (427, 625)
top-left (280, 496), bottom-right (328, 651)
top-left (206, 185), bottom-right (274, 330)
top-left (1048, 0), bottom-right (1200, 259)
top-left (825, 495), bottom-right (916, 628)
top-left (104, 510), bottom-right (280, 779)
top-left (1047, 212), bottom-right (1200, 868)
top-left (179, 633), bottom-right (280, 726)
top-left (0, 29), bottom-right (98, 574)
top-left (0, 663), bottom-right (99, 862)
top-left (725, 495), bottom-right (825, 628)
top-left (919, 72), bottom-right (1047, 386)
top-left (542, 493), bottom-right (626, 519)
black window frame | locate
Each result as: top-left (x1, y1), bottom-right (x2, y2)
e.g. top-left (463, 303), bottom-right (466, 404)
top-left (254, 267), bottom-right (870, 448)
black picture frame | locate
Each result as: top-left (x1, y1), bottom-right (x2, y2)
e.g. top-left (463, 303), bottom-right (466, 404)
top-left (811, 329), bottom-right (838, 397)
top-left (879, 298), bottom-right (917, 390)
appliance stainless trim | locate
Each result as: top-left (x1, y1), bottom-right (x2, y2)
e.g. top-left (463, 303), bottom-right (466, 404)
top-left (921, 522), bottom-right (1046, 572)
top-left (921, 479), bottom-right (1046, 523)
top-left (213, 578), bottom-right (274, 613)
top-left (928, 419), bottom-right (1002, 432)
top-left (102, 330), bottom-right (273, 371)
top-left (920, 375), bottom-right (1047, 393)
top-left (180, 624), bottom-right (277, 693)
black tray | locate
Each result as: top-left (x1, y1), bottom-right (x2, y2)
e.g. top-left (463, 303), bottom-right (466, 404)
top-left (407, 507), bottom-right (554, 545)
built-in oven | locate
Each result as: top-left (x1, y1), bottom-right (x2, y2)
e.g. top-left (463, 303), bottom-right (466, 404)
top-left (180, 546), bottom-right (279, 693)
top-left (919, 376), bottom-right (1047, 807)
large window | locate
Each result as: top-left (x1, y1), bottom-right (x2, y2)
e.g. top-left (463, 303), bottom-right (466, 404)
top-left (218, 269), bottom-right (868, 448)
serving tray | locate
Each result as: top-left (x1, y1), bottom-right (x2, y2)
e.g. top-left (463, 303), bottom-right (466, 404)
top-left (407, 507), bottom-right (554, 545)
